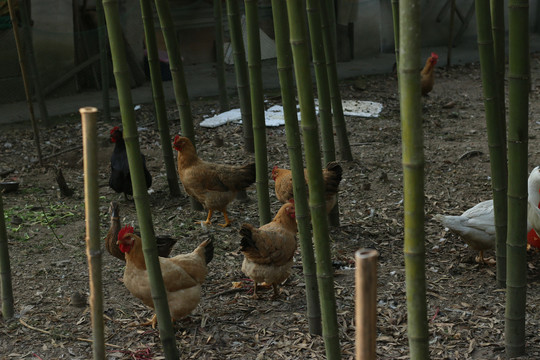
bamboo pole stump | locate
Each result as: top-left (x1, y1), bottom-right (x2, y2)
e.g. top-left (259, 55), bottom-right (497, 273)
top-left (355, 248), bottom-right (378, 360)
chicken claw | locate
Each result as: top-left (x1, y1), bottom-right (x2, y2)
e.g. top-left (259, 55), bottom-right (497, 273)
top-left (140, 314), bottom-right (158, 329)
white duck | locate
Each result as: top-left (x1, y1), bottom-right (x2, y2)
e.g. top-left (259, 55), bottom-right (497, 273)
top-left (436, 166), bottom-right (540, 263)
top-left (434, 199), bottom-right (495, 264)
top-left (527, 166), bottom-right (540, 241)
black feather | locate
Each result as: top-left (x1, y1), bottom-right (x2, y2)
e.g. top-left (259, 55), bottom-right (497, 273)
top-left (109, 128), bottom-right (152, 198)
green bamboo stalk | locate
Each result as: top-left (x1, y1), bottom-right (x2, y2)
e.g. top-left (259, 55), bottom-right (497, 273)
top-left (8, 0), bottom-right (43, 166)
top-left (491, 0), bottom-right (506, 124)
top-left (96, 0), bottom-right (111, 122)
top-left (153, 0), bottom-right (194, 142)
top-left (399, 0), bottom-right (429, 358)
top-left (19, 0), bottom-right (48, 127)
top-left (140, 0), bottom-right (181, 198)
top-left (154, 0), bottom-right (202, 210)
top-left (305, 0), bottom-right (335, 165)
top-left (80, 107), bottom-right (105, 359)
top-left (391, 0), bottom-right (399, 69)
top-left (271, 0), bottom-right (321, 335)
top-left (505, 0), bottom-right (529, 357)
top-left (285, 1), bottom-right (341, 358)
top-left (320, 0), bottom-right (352, 163)
top-left (0, 193), bottom-right (14, 320)
top-left (305, 0), bottom-right (341, 227)
top-left (475, 0), bottom-right (508, 289)
top-left (244, 0), bottom-right (271, 225)
top-left (214, 0), bottom-right (230, 111)
top-left (102, 1), bottom-right (179, 358)
top-left (490, 0), bottom-right (508, 289)
top-left (225, 0), bottom-right (254, 152)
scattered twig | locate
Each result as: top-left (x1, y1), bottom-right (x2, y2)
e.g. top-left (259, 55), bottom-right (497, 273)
top-left (54, 167), bottom-right (74, 197)
top-left (207, 288), bottom-right (245, 299)
top-left (33, 195), bottom-right (66, 249)
top-left (41, 144), bottom-right (83, 161)
top-left (19, 319), bottom-right (121, 348)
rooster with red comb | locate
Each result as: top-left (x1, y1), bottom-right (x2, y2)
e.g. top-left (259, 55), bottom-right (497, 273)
top-left (421, 52), bottom-right (438, 96)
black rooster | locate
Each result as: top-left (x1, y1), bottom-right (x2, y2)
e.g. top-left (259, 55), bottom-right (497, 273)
top-left (109, 126), bottom-right (152, 200)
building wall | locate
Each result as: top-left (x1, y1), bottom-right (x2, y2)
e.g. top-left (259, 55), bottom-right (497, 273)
top-left (0, 0), bottom-right (539, 104)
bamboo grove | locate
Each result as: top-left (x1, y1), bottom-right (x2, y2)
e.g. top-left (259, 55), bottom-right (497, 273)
top-left (0, 0), bottom-right (534, 359)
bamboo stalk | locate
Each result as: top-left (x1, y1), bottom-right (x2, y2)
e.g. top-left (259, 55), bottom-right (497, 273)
top-left (214, 0), bottom-right (230, 111)
top-left (80, 107), bottom-right (105, 360)
top-left (244, 0), bottom-right (271, 225)
top-left (7, 0), bottom-right (43, 166)
top-left (270, 0), bottom-right (321, 335)
top-left (153, 0), bottom-right (194, 141)
top-left (0, 192), bottom-right (14, 320)
top-left (321, 0), bottom-right (352, 163)
top-left (19, 0), bottom-right (48, 127)
top-left (154, 0), bottom-right (201, 210)
top-left (355, 248), bottom-right (378, 360)
top-left (305, 0), bottom-right (335, 165)
top-left (447, 0), bottom-right (455, 67)
top-left (285, 1), bottom-right (341, 358)
top-left (96, 0), bottom-right (111, 122)
top-left (475, 0), bottom-right (508, 289)
top-left (490, 0), bottom-right (508, 288)
top-left (225, 0), bottom-right (254, 152)
top-left (102, 1), bottom-right (179, 357)
top-left (505, 0), bottom-right (529, 357)
top-left (399, 0), bottom-right (429, 358)
top-left (140, 0), bottom-right (181, 198)
top-left (306, 0), bottom-right (341, 227)
top-left (391, 0), bottom-right (399, 70)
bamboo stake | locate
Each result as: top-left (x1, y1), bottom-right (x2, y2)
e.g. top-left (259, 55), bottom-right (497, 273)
top-left (475, 0), bottom-right (508, 289)
top-left (399, 0), bottom-right (430, 358)
top-left (214, 0), bottom-right (230, 111)
top-left (505, 0), bottom-right (529, 357)
top-left (270, 0), bottom-right (321, 335)
top-left (225, 0), bottom-right (254, 153)
top-left (140, 0), bottom-right (181, 198)
top-left (355, 248), bottom-right (378, 360)
top-left (285, 1), bottom-right (341, 358)
top-left (7, 0), bottom-right (43, 166)
top-left (102, 1), bottom-right (179, 358)
top-left (244, 0), bottom-right (271, 225)
top-left (80, 107), bottom-right (105, 360)
top-left (0, 192), bottom-right (14, 320)
top-left (96, 0), bottom-right (111, 122)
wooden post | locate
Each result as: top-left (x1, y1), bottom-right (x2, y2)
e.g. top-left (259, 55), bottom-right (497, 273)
top-left (355, 248), bottom-right (378, 360)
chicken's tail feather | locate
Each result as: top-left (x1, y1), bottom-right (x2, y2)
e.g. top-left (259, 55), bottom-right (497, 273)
top-left (204, 238), bottom-right (214, 264)
top-left (324, 161), bottom-right (343, 194)
top-left (239, 224), bottom-right (257, 252)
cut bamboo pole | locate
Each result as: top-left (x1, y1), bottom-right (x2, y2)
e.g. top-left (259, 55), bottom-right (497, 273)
top-left (355, 248), bottom-right (378, 360)
top-left (8, 0), bottom-right (43, 166)
top-left (80, 107), bottom-right (105, 359)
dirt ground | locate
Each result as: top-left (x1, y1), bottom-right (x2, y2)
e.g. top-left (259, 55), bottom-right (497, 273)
top-left (2, 59), bottom-right (540, 360)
